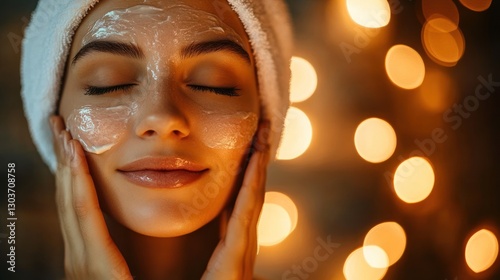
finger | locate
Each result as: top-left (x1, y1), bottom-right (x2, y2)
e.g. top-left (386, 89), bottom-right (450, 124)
top-left (228, 149), bottom-right (268, 259)
top-left (252, 119), bottom-right (271, 153)
top-left (50, 115), bottom-right (67, 162)
top-left (51, 120), bottom-right (87, 274)
top-left (240, 120), bottom-right (271, 278)
top-left (243, 153), bottom-right (268, 278)
top-left (69, 140), bottom-right (128, 271)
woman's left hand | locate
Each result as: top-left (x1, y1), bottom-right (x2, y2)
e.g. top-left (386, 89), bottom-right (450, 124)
top-left (202, 121), bottom-right (271, 280)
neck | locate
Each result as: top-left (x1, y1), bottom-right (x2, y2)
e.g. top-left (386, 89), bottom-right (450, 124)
top-left (106, 213), bottom-right (226, 280)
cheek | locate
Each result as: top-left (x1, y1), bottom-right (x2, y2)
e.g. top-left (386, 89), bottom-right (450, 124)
top-left (66, 105), bottom-right (131, 154)
top-left (198, 112), bottom-right (258, 150)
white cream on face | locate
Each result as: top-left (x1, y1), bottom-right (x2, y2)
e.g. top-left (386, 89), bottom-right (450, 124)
top-left (66, 105), bottom-right (132, 154)
top-left (200, 111), bottom-right (258, 150)
top-left (69, 4), bottom-right (255, 153)
top-left (82, 4), bottom-right (244, 84)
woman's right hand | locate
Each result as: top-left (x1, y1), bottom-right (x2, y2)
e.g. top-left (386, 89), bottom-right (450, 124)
top-left (50, 116), bottom-right (132, 280)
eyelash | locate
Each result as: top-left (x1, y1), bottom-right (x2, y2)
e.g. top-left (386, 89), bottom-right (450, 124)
top-left (84, 84), bottom-right (135, 95)
top-left (84, 84), bottom-right (240, 97)
top-left (188, 85), bottom-right (240, 97)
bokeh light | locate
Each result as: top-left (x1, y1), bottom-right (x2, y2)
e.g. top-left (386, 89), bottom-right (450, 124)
top-left (263, 191), bottom-right (298, 232)
top-left (393, 157), bottom-right (435, 203)
top-left (343, 247), bottom-right (388, 280)
top-left (385, 44), bottom-right (426, 89)
top-left (465, 229), bottom-right (499, 273)
top-left (364, 222), bottom-right (407, 267)
top-left (422, 17), bottom-right (465, 67)
top-left (363, 245), bottom-right (390, 269)
top-left (421, 0), bottom-right (459, 31)
top-left (290, 56), bottom-right (318, 103)
top-left (459, 0), bottom-right (492, 12)
top-left (277, 107), bottom-right (313, 160)
top-left (354, 118), bottom-right (397, 163)
top-left (257, 203), bottom-right (292, 246)
top-left (346, 0), bottom-right (391, 28)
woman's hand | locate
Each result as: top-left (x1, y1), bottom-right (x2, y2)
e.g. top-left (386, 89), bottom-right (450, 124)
top-left (50, 116), bottom-right (132, 280)
top-left (202, 120), bottom-right (271, 280)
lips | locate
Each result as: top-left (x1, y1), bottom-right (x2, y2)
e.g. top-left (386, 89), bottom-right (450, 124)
top-left (118, 157), bottom-right (208, 188)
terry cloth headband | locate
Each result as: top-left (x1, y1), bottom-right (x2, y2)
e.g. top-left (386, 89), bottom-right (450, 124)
top-left (21, 0), bottom-right (292, 172)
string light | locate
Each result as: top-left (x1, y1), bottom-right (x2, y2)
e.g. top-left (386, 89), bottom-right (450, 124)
top-left (344, 247), bottom-right (388, 280)
top-left (257, 192), bottom-right (299, 247)
top-left (459, 0), bottom-right (492, 12)
top-left (393, 157), bottom-right (435, 203)
top-left (465, 229), bottom-right (499, 273)
top-left (290, 56), bottom-right (318, 103)
top-left (364, 222), bottom-right (406, 267)
top-left (354, 118), bottom-right (397, 163)
top-left (276, 107), bottom-right (313, 160)
top-left (422, 16), bottom-right (465, 67)
top-left (346, 0), bottom-right (391, 28)
top-left (385, 44), bottom-right (426, 89)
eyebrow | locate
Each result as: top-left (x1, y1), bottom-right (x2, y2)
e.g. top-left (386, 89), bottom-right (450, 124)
top-left (71, 39), bottom-right (251, 66)
top-left (181, 39), bottom-right (251, 64)
top-left (71, 40), bottom-right (144, 65)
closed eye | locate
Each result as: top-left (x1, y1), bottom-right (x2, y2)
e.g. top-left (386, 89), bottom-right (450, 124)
top-left (84, 84), bottom-right (136, 95)
top-left (187, 84), bottom-right (240, 97)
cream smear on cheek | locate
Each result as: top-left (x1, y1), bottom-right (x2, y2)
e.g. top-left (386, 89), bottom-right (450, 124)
top-left (200, 111), bottom-right (258, 149)
top-left (66, 105), bottom-right (133, 154)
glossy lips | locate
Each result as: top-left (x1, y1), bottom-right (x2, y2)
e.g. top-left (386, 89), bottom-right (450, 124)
top-left (118, 157), bottom-right (208, 188)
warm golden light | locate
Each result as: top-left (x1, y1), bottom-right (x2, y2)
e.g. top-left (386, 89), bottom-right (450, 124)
top-left (276, 107), bottom-right (313, 160)
top-left (459, 0), bottom-right (492, 12)
top-left (418, 69), bottom-right (455, 112)
top-left (385, 45), bottom-right (425, 89)
top-left (346, 0), bottom-right (391, 28)
top-left (363, 245), bottom-right (390, 269)
top-left (364, 222), bottom-right (406, 267)
top-left (344, 247), bottom-right (388, 280)
top-left (257, 203), bottom-right (292, 246)
top-left (422, 17), bottom-right (465, 67)
top-left (354, 118), bottom-right (397, 163)
top-left (465, 229), bottom-right (499, 273)
top-left (290, 56), bottom-right (318, 103)
top-left (421, 0), bottom-right (459, 31)
top-left (393, 157), bottom-right (435, 203)
top-left (263, 192), bottom-right (298, 232)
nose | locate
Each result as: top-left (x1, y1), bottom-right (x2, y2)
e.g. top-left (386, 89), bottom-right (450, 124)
top-left (134, 94), bottom-right (190, 140)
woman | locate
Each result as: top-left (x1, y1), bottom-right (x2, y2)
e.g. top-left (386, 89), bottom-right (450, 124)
top-left (21, 0), bottom-right (292, 279)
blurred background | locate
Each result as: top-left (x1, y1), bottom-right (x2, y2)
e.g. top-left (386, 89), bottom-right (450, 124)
top-left (1, 0), bottom-right (499, 279)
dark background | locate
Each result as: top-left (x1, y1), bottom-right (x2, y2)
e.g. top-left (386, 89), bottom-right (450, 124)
top-left (1, 0), bottom-right (499, 279)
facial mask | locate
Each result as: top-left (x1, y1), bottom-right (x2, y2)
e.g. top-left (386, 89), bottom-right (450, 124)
top-left (68, 4), bottom-right (255, 154)
top-left (82, 4), bottom-right (244, 84)
top-left (66, 105), bottom-right (132, 154)
top-left (200, 111), bottom-right (258, 150)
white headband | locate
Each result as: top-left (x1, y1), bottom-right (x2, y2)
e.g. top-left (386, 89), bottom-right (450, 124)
top-left (21, 0), bottom-right (292, 172)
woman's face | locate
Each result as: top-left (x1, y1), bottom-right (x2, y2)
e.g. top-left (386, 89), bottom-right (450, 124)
top-left (59, 0), bottom-right (259, 237)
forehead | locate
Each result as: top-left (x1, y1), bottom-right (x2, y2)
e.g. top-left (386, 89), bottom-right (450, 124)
top-left (71, 0), bottom-right (250, 53)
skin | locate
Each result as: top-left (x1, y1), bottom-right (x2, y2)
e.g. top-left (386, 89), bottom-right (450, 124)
top-left (52, 0), bottom-right (271, 279)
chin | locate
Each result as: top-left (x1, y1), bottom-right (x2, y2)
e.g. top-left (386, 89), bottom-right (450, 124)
top-left (98, 182), bottom-right (232, 238)
top-left (122, 204), bottom-right (223, 238)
